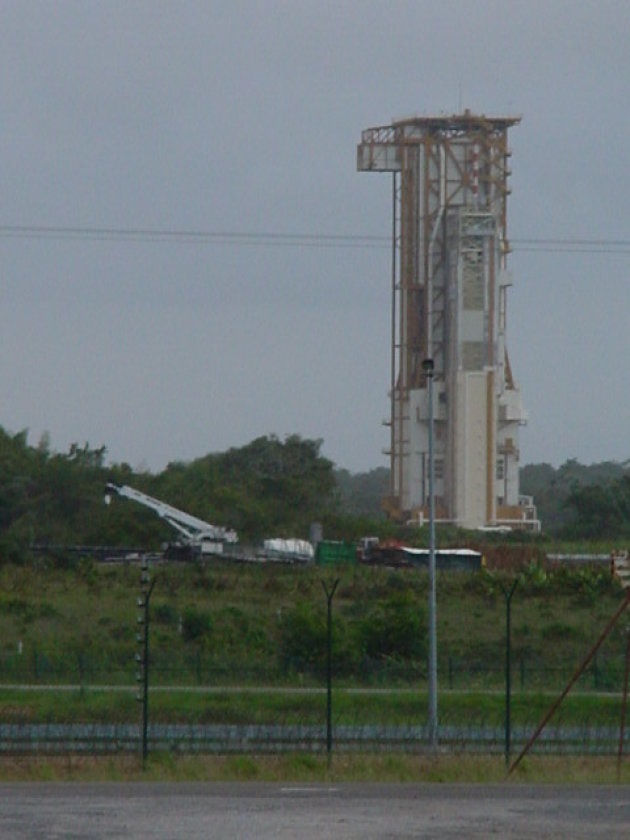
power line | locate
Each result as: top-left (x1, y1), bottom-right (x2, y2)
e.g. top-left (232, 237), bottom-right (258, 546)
top-left (0, 225), bottom-right (388, 249)
top-left (513, 237), bottom-right (630, 254)
top-left (0, 224), bottom-right (629, 254)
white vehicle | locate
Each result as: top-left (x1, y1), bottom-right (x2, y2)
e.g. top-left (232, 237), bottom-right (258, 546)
top-left (262, 538), bottom-right (314, 563)
top-left (105, 483), bottom-right (237, 556)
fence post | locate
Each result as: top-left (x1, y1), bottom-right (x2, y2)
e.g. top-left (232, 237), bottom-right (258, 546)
top-left (77, 651), bottom-right (84, 692)
top-left (509, 593), bottom-right (630, 776)
top-left (501, 578), bottom-right (519, 767)
top-left (135, 556), bottom-right (156, 769)
top-left (321, 578), bottom-right (340, 768)
top-left (617, 629), bottom-right (630, 780)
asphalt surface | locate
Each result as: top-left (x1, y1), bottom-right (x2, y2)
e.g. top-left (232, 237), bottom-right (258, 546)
top-left (1, 782), bottom-right (630, 839)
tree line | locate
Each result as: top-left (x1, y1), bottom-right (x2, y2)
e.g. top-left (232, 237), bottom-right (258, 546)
top-left (520, 459), bottom-right (630, 537)
top-left (0, 429), bottom-right (342, 560)
top-left (0, 424), bottom-right (628, 559)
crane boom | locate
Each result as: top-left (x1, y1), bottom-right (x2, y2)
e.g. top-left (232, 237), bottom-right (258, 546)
top-left (105, 483), bottom-right (237, 553)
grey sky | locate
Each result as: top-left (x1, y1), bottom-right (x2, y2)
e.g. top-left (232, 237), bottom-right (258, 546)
top-left (1, 1), bottom-right (629, 473)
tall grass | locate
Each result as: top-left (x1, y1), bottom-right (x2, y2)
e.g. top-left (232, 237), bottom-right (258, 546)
top-left (0, 686), bottom-right (626, 728)
top-left (0, 560), bottom-right (627, 694)
top-left (2, 753), bottom-right (630, 784)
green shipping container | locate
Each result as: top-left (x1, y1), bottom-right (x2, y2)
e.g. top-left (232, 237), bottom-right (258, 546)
top-left (315, 540), bottom-right (357, 565)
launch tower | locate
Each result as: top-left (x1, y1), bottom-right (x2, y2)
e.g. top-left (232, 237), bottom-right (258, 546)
top-left (357, 111), bottom-right (538, 530)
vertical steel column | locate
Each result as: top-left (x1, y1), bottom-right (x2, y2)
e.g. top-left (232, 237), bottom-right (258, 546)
top-left (322, 578), bottom-right (340, 767)
top-left (137, 558), bottom-right (156, 769)
top-left (423, 357), bottom-right (437, 748)
top-left (390, 172), bottom-right (398, 502)
top-left (502, 578), bottom-right (519, 766)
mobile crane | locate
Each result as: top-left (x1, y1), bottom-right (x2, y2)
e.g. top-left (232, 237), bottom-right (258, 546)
top-left (104, 483), bottom-right (237, 556)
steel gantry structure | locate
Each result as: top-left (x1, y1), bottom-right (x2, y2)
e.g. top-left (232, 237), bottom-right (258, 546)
top-left (357, 111), bottom-right (538, 530)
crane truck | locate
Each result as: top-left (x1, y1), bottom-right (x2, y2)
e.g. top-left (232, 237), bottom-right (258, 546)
top-left (104, 483), bottom-right (237, 557)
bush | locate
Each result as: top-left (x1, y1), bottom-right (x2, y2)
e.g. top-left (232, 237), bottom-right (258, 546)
top-left (278, 603), bottom-right (327, 671)
top-left (153, 602), bottom-right (179, 626)
top-left (356, 593), bottom-right (426, 661)
top-left (181, 607), bottom-right (212, 642)
top-left (541, 621), bottom-right (582, 642)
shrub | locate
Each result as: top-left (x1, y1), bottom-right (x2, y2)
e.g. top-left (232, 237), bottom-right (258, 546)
top-left (181, 607), bottom-right (212, 642)
top-left (153, 602), bottom-right (179, 626)
top-left (278, 603), bottom-right (327, 671)
top-left (541, 621), bottom-right (582, 642)
top-left (357, 593), bottom-right (426, 661)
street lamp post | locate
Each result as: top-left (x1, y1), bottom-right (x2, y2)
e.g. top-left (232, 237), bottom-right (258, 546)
top-left (422, 357), bottom-right (438, 749)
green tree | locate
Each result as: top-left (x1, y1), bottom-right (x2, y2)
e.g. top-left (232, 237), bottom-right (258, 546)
top-left (521, 459), bottom-right (630, 533)
top-left (334, 466), bottom-right (389, 518)
top-left (357, 593), bottom-right (426, 662)
top-left (564, 476), bottom-right (630, 538)
top-left (153, 434), bottom-right (336, 540)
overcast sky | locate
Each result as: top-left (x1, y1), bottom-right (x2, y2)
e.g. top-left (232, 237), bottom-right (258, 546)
top-left (1, 1), bottom-right (629, 474)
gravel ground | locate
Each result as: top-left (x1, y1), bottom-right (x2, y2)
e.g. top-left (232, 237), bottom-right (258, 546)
top-left (1, 782), bottom-right (629, 839)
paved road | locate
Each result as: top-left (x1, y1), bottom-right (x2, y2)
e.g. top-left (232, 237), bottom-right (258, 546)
top-left (1, 782), bottom-right (629, 839)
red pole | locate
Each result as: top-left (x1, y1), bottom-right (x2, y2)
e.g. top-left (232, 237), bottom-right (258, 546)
top-left (617, 629), bottom-right (630, 780)
top-left (509, 593), bottom-right (630, 776)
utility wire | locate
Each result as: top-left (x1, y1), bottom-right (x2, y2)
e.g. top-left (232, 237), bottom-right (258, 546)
top-left (0, 224), bottom-right (629, 253)
top-left (513, 237), bottom-right (630, 254)
top-left (0, 225), bottom-right (388, 249)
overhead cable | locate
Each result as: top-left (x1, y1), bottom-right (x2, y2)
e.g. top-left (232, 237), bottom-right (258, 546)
top-left (0, 225), bottom-right (629, 254)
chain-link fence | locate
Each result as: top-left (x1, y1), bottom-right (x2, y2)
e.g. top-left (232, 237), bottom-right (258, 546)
top-left (1, 717), bottom-right (629, 756)
top-left (0, 648), bottom-right (626, 692)
top-left (3, 645), bottom-right (630, 757)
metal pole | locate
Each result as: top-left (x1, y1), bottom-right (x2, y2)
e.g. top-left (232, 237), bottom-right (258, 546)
top-left (510, 592), bottom-right (630, 775)
top-left (142, 590), bottom-right (150, 766)
top-left (502, 578), bottom-right (519, 767)
top-left (322, 578), bottom-right (339, 767)
top-left (422, 357), bottom-right (437, 748)
top-left (390, 172), bottom-right (397, 502)
top-left (617, 627), bottom-right (630, 780)
top-left (505, 585), bottom-right (512, 767)
top-left (138, 566), bottom-right (156, 770)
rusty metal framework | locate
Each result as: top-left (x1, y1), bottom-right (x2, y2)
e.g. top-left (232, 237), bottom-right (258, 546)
top-left (358, 112), bottom-right (534, 527)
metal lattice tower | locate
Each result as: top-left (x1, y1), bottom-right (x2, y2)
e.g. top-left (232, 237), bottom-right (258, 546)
top-left (357, 111), bottom-right (538, 530)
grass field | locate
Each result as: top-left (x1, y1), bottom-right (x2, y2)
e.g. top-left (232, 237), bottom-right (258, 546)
top-left (3, 557), bottom-right (630, 781)
top-left (1, 557), bottom-right (630, 753)
top-left (1, 558), bottom-right (627, 689)
top-left (0, 686), bottom-right (627, 728)
top-left (3, 753), bottom-right (630, 784)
